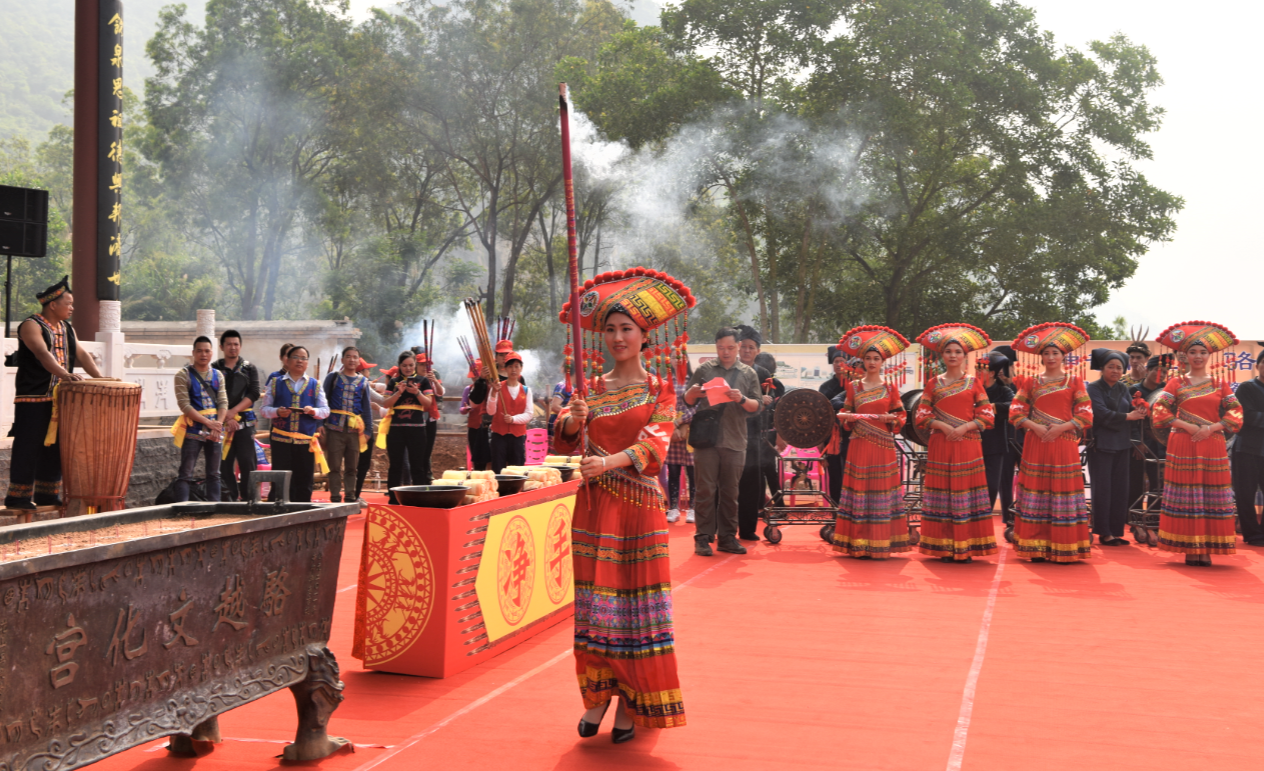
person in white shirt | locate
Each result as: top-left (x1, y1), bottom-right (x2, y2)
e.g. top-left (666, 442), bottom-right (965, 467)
top-left (486, 351), bottom-right (533, 472)
top-left (260, 345), bottom-right (331, 502)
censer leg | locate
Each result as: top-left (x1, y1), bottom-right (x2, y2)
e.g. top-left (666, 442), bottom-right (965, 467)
top-left (168, 715), bottom-right (222, 756)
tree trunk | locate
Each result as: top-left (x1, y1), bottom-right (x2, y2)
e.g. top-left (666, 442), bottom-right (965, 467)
top-left (539, 209), bottom-right (557, 315)
top-left (484, 188), bottom-right (499, 321)
top-left (762, 205), bottom-right (781, 343)
top-left (727, 185), bottom-right (769, 339)
top-left (792, 213), bottom-right (813, 342)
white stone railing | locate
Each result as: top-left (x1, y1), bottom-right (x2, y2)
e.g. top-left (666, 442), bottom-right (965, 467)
top-left (1, 302), bottom-right (200, 432)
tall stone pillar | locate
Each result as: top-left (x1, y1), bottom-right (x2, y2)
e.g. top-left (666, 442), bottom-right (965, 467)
top-left (73, 0), bottom-right (125, 341)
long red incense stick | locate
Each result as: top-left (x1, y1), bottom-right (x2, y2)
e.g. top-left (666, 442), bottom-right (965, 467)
top-left (559, 83), bottom-right (587, 401)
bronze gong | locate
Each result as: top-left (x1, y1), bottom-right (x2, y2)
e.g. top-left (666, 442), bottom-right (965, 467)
top-left (774, 388), bottom-right (836, 449)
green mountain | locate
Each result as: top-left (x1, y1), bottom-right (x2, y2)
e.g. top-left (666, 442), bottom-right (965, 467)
top-left (0, 0), bottom-right (207, 140)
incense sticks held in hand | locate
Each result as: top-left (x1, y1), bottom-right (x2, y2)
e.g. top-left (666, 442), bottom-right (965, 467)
top-left (463, 299), bottom-right (500, 391)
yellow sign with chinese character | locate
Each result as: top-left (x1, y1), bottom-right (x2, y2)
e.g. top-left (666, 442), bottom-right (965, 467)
top-left (475, 491), bottom-right (576, 644)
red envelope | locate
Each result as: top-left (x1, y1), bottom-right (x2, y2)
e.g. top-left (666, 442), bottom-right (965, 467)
top-left (703, 377), bottom-right (733, 406)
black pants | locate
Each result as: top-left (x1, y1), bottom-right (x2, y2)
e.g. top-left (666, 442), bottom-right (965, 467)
top-left (738, 459), bottom-right (781, 537)
top-left (1232, 451), bottom-right (1264, 542)
top-left (220, 428), bottom-right (258, 501)
top-left (665, 464), bottom-right (695, 509)
top-left (1088, 448), bottom-right (1131, 538)
top-left (6, 401), bottom-right (61, 506)
top-left (983, 451), bottom-right (1016, 524)
top-left (490, 432), bottom-right (526, 473)
top-left (468, 426), bottom-right (491, 471)
top-left (387, 428), bottom-right (428, 503)
top-left (825, 449), bottom-right (846, 506)
top-left (270, 440), bottom-right (315, 503)
top-left (355, 433), bottom-right (375, 498)
top-left (421, 421), bottom-right (439, 482)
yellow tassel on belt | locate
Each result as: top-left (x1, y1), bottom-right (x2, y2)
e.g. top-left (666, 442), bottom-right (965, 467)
top-left (170, 407), bottom-right (219, 449)
top-left (272, 427), bottom-right (330, 474)
top-left (374, 404), bottom-right (426, 449)
top-left (331, 409), bottom-right (368, 452)
top-left (42, 383), bottom-right (60, 446)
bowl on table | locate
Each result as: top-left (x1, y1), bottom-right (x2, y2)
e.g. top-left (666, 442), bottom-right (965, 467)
top-left (495, 475), bottom-right (529, 496)
top-left (391, 485), bottom-right (470, 508)
top-left (544, 465), bottom-right (577, 482)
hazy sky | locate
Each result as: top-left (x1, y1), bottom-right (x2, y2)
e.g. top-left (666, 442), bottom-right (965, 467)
top-left (352, 1), bottom-right (1264, 335)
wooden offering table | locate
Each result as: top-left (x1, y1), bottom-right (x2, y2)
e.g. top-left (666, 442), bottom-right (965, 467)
top-left (354, 480), bottom-right (579, 678)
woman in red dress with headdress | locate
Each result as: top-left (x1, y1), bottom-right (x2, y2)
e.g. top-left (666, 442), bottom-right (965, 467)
top-left (1008, 323), bottom-right (1094, 562)
top-left (554, 268), bottom-right (693, 743)
top-left (831, 326), bottom-right (909, 559)
top-left (914, 324), bottom-right (998, 562)
top-left (1150, 321), bottom-right (1243, 566)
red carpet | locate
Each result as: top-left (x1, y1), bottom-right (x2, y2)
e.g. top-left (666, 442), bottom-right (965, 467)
top-left (91, 500), bottom-right (1264, 770)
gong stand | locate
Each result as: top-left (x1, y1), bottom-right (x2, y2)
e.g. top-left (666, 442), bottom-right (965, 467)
top-left (761, 388), bottom-right (840, 545)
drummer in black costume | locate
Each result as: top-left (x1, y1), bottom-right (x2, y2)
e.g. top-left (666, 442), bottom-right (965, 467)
top-left (982, 346), bottom-right (1018, 542)
top-left (818, 346), bottom-right (852, 506)
top-left (3, 276), bottom-right (103, 509)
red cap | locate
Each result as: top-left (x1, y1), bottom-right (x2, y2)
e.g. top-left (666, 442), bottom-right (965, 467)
top-left (504, 351), bottom-right (524, 366)
top-left (495, 340), bottom-right (514, 354)
top-left (356, 360), bottom-right (376, 374)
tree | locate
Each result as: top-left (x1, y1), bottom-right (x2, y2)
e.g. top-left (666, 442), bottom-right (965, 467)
top-left (399, 0), bottom-right (624, 320)
top-left (570, 0), bottom-right (1181, 340)
top-left (144, 0), bottom-right (353, 320)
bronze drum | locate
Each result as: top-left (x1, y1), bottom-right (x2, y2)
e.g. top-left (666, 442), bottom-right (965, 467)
top-left (900, 388), bottom-right (930, 446)
top-left (57, 378), bottom-right (143, 515)
top-left (774, 388), bottom-right (835, 449)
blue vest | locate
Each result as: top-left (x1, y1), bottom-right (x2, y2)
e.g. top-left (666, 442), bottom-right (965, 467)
top-left (270, 376), bottom-right (322, 442)
top-left (325, 373), bottom-right (369, 431)
top-left (186, 366), bottom-right (222, 438)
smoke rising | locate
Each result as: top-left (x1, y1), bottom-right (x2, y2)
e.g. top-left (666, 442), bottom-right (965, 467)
top-left (563, 102), bottom-right (870, 336)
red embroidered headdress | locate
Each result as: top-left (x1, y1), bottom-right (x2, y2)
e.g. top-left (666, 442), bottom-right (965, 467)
top-left (916, 324), bottom-right (991, 355)
top-left (1156, 320), bottom-right (1240, 386)
top-left (840, 326), bottom-right (910, 360)
top-left (838, 325), bottom-right (911, 385)
top-left (1157, 321), bottom-right (1237, 354)
top-left (1011, 322), bottom-right (1091, 382)
top-left (916, 323), bottom-right (992, 382)
top-left (558, 268), bottom-right (697, 391)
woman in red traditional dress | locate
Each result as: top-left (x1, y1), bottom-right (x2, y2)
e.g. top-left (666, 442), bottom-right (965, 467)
top-left (554, 269), bottom-right (694, 743)
top-left (831, 326), bottom-right (909, 559)
top-left (1150, 322), bottom-right (1243, 566)
top-left (1008, 323), bottom-right (1094, 562)
top-left (914, 324), bottom-right (998, 562)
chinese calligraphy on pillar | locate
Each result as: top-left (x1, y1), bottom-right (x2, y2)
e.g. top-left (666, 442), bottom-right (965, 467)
top-left (97, 2), bottom-right (123, 298)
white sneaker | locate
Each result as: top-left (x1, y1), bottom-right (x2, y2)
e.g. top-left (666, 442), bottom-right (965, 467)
top-left (666, 508), bottom-right (680, 523)
top-left (686, 509), bottom-right (695, 523)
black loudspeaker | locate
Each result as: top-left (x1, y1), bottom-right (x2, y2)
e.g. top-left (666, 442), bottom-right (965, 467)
top-left (0, 185), bottom-right (49, 258)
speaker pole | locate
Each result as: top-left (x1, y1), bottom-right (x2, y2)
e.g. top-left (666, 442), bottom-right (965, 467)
top-left (4, 253), bottom-right (11, 341)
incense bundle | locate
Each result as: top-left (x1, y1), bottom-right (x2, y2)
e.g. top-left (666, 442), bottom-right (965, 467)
top-left (462, 298), bottom-right (500, 391)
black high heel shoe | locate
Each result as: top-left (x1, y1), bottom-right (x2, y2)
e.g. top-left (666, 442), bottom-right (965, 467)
top-left (612, 724), bottom-right (636, 744)
top-left (578, 703), bottom-right (609, 738)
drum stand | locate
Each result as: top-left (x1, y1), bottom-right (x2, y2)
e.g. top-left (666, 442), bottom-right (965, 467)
top-left (895, 439), bottom-right (926, 543)
top-left (1127, 438), bottom-right (1163, 546)
top-left (760, 454), bottom-right (837, 545)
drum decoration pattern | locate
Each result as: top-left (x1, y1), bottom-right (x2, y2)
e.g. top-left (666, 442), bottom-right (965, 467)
top-left (57, 378), bottom-right (142, 515)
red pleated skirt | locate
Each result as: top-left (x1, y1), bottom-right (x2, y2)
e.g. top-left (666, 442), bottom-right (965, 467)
top-left (1012, 436), bottom-right (1091, 562)
top-left (832, 436), bottom-right (909, 558)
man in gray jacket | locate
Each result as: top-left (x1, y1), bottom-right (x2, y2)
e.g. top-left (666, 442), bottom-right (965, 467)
top-left (684, 327), bottom-right (763, 556)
